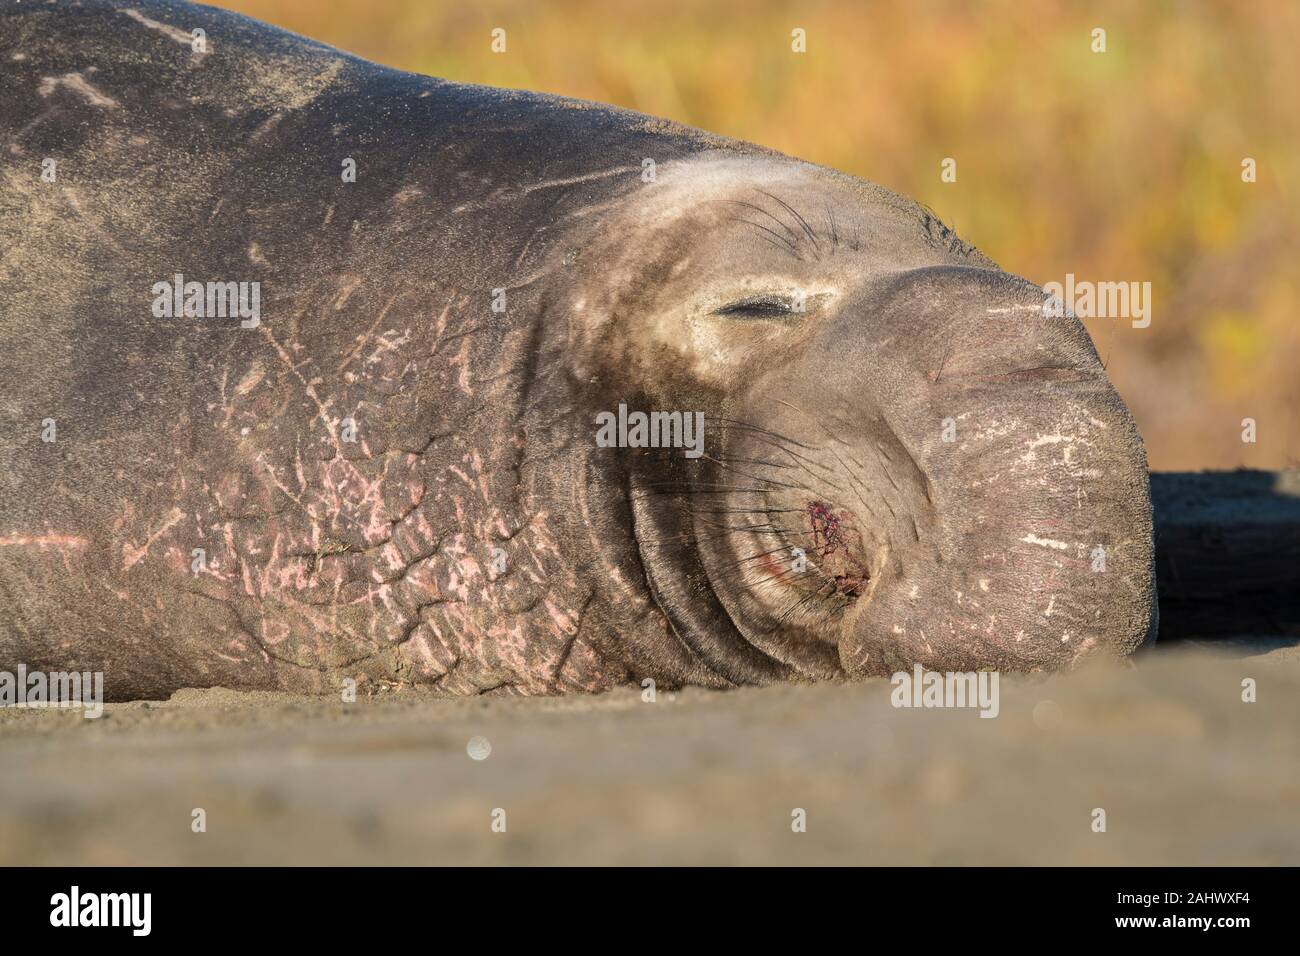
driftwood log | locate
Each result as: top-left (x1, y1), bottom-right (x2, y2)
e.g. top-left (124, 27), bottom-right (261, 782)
top-left (1151, 470), bottom-right (1300, 639)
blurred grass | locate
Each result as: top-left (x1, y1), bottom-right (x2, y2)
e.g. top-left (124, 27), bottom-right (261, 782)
top-left (216, 0), bottom-right (1299, 470)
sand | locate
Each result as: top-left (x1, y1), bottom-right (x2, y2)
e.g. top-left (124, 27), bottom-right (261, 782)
top-left (2, 639), bottom-right (1297, 865)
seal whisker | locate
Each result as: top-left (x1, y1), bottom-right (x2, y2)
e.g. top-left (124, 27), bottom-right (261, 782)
top-left (768, 589), bottom-right (832, 630)
top-left (706, 455), bottom-right (797, 471)
top-left (713, 199), bottom-right (803, 244)
top-left (714, 433), bottom-right (861, 509)
top-left (720, 215), bottom-right (801, 258)
top-left (699, 455), bottom-right (807, 492)
top-left (706, 416), bottom-right (820, 451)
top-left (757, 189), bottom-right (822, 255)
top-left (773, 398), bottom-right (881, 519)
top-left (825, 202), bottom-right (839, 250)
top-left (686, 506), bottom-right (807, 516)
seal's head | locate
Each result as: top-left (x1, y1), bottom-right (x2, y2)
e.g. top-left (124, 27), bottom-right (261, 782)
top-left (562, 154), bottom-right (1156, 683)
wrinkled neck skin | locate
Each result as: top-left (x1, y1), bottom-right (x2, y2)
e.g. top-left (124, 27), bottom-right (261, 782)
top-left (554, 154), bottom-right (1157, 686)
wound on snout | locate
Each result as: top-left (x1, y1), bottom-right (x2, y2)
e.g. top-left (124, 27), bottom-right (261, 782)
top-left (808, 501), bottom-right (845, 555)
top-left (808, 500), bottom-right (870, 599)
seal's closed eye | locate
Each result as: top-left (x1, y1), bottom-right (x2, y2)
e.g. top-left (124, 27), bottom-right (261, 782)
top-left (712, 295), bottom-right (799, 318)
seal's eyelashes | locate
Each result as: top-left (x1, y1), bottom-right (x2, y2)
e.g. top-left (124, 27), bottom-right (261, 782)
top-left (712, 295), bottom-right (800, 319)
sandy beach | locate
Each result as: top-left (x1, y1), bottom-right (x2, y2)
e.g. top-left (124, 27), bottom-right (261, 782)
top-left (2, 639), bottom-right (1296, 866)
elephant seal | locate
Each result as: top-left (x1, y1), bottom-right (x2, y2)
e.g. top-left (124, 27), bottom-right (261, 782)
top-left (0, 0), bottom-right (1156, 699)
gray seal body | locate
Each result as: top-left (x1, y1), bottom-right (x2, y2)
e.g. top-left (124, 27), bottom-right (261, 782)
top-left (0, 0), bottom-right (1156, 698)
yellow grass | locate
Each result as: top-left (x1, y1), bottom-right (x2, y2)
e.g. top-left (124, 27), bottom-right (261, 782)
top-left (217, 0), bottom-right (1300, 469)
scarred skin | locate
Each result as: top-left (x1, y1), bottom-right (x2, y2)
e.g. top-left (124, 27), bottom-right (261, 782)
top-left (0, 0), bottom-right (1156, 700)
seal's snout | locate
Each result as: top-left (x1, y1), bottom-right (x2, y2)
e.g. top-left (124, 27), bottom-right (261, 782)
top-left (817, 266), bottom-right (1157, 675)
top-left (691, 262), bottom-right (1156, 679)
